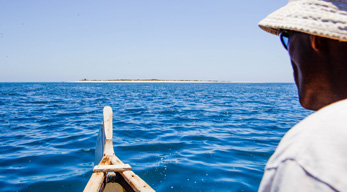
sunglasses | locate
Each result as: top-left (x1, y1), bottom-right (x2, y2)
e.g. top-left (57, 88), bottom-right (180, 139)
top-left (279, 30), bottom-right (289, 50)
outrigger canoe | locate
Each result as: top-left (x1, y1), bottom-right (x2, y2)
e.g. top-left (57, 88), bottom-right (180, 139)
top-left (84, 106), bottom-right (155, 192)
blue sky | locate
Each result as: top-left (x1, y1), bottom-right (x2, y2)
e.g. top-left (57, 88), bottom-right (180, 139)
top-left (0, 0), bottom-right (291, 82)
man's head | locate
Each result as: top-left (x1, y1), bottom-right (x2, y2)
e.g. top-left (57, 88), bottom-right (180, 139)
top-left (259, 0), bottom-right (347, 111)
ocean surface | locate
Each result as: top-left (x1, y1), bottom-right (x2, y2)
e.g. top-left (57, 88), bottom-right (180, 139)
top-left (0, 83), bottom-right (312, 192)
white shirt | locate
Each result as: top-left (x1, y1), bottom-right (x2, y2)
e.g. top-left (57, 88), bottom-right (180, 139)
top-left (259, 99), bottom-right (347, 192)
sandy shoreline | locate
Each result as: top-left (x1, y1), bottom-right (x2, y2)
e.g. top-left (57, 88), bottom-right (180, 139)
top-left (70, 80), bottom-right (232, 83)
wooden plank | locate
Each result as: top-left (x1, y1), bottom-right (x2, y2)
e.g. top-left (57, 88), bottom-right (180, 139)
top-left (93, 164), bottom-right (132, 173)
top-left (84, 156), bottom-right (112, 192)
top-left (121, 171), bottom-right (155, 192)
top-left (111, 155), bottom-right (124, 165)
top-left (83, 172), bottom-right (105, 192)
top-left (104, 139), bottom-right (115, 156)
top-left (103, 106), bottom-right (113, 140)
top-left (110, 156), bottom-right (155, 191)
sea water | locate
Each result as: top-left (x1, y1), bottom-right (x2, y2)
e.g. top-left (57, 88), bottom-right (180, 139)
top-left (0, 83), bottom-right (312, 192)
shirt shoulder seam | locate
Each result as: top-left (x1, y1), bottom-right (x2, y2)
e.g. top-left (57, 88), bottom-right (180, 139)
top-left (265, 158), bottom-right (339, 192)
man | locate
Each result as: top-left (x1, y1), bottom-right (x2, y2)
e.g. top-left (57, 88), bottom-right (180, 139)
top-left (258, 0), bottom-right (347, 191)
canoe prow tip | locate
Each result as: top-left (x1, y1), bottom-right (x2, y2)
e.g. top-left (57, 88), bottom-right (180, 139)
top-left (103, 106), bottom-right (112, 113)
top-left (103, 106), bottom-right (113, 140)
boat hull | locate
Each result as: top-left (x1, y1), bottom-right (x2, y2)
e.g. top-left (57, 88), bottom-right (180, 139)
top-left (84, 106), bottom-right (155, 192)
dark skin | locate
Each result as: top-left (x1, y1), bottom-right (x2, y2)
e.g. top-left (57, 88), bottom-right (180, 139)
top-left (287, 31), bottom-right (347, 111)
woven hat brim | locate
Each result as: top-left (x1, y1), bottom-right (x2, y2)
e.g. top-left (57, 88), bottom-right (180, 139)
top-left (258, 0), bottom-right (347, 42)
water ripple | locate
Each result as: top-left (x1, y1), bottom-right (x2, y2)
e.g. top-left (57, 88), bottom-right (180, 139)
top-left (0, 83), bottom-right (312, 192)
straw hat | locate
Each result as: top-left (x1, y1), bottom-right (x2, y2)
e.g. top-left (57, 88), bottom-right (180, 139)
top-left (258, 0), bottom-right (347, 42)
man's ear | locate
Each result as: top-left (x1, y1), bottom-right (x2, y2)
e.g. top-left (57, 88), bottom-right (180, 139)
top-left (311, 35), bottom-right (324, 52)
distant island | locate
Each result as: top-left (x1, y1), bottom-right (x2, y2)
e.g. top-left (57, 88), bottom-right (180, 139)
top-left (73, 79), bottom-right (231, 83)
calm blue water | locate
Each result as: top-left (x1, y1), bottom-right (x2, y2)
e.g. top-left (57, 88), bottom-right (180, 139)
top-left (0, 83), bottom-right (312, 192)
